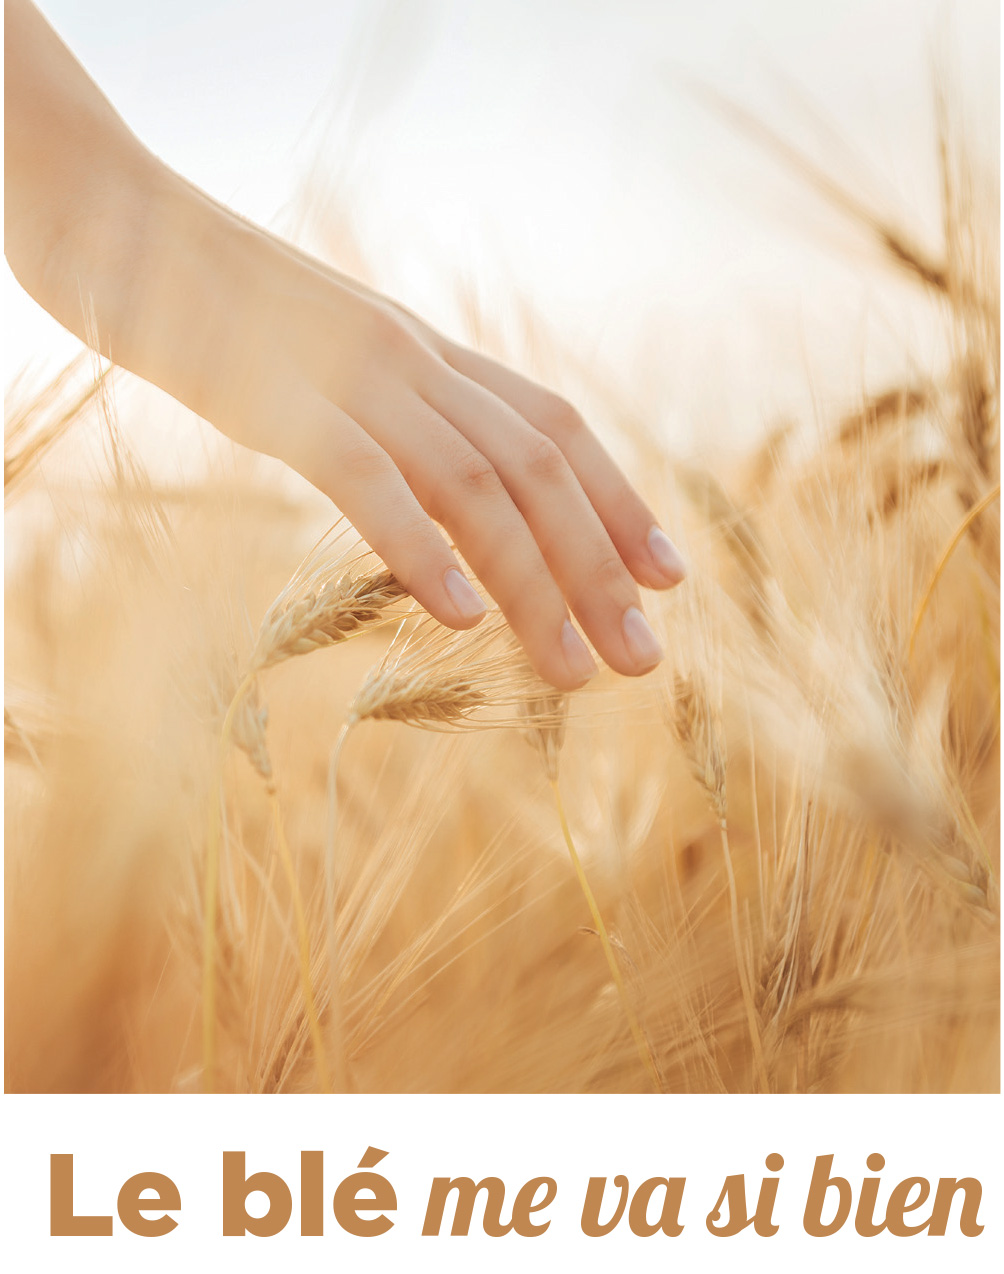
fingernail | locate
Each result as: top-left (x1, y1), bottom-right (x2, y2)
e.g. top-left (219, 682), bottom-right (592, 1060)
top-left (622, 606), bottom-right (664, 670)
top-left (561, 620), bottom-right (599, 683)
top-left (444, 568), bottom-right (487, 621)
top-left (648, 526), bottom-right (687, 584)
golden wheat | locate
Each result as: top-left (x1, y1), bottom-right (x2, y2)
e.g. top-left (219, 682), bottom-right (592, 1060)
top-left (4, 111), bottom-right (998, 1095)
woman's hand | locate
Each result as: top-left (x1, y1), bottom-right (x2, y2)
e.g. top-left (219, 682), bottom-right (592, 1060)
top-left (5, 0), bottom-right (686, 691)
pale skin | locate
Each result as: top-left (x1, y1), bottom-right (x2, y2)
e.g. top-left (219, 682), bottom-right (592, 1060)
top-left (4, 0), bottom-right (686, 690)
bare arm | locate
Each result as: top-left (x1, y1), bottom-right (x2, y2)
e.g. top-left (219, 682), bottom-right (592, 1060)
top-left (4, 0), bottom-right (685, 689)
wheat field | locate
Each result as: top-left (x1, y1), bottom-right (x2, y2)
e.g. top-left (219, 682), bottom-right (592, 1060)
top-left (4, 114), bottom-right (999, 1095)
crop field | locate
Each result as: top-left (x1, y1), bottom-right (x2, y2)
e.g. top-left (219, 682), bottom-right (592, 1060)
top-left (4, 108), bottom-right (998, 1095)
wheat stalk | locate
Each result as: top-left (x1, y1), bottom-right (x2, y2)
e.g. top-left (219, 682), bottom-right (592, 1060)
top-left (517, 693), bottom-right (663, 1091)
top-left (907, 481), bottom-right (1001, 661)
top-left (670, 672), bottom-right (770, 1089)
top-left (203, 538), bottom-right (407, 1093)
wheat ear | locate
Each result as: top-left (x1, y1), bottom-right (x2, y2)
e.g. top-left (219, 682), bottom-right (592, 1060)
top-left (250, 569), bottom-right (406, 672)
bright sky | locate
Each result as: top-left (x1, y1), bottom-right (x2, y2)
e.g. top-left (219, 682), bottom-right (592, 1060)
top-left (3, 0), bottom-right (999, 451)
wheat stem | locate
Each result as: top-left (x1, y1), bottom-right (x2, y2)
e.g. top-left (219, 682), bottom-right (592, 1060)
top-left (201, 669), bottom-right (255, 1093)
top-left (323, 724), bottom-right (352, 1091)
top-left (718, 819), bottom-right (772, 1092)
top-left (550, 778), bottom-right (663, 1093)
top-left (268, 789), bottom-right (332, 1092)
top-left (908, 482), bottom-right (1000, 661)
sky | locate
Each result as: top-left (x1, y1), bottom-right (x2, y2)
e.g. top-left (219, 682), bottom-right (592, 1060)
top-left (3, 0), bottom-right (999, 454)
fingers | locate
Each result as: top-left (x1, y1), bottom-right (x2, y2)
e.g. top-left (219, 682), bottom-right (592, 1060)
top-left (440, 343), bottom-right (687, 589)
top-left (251, 350), bottom-right (681, 688)
top-left (420, 374), bottom-right (665, 678)
top-left (265, 387), bottom-right (488, 632)
top-left (359, 391), bottom-right (599, 690)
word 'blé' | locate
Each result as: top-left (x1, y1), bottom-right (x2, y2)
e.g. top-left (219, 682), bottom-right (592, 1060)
top-left (50, 1148), bottom-right (397, 1238)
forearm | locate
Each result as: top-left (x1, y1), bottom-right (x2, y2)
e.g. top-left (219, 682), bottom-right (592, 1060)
top-left (5, 2), bottom-right (239, 424)
top-left (5, 1), bottom-right (155, 314)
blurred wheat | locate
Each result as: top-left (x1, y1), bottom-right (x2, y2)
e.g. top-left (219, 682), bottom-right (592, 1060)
top-left (4, 117), bottom-right (998, 1094)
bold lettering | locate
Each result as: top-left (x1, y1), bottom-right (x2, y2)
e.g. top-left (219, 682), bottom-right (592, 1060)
top-left (222, 1152), bottom-right (292, 1238)
top-left (509, 1178), bottom-right (556, 1237)
top-left (301, 1151), bottom-right (324, 1237)
top-left (332, 1148), bottom-right (396, 1238)
top-left (885, 1177), bottom-right (931, 1237)
top-left (929, 1178), bottom-right (984, 1237)
top-left (117, 1172), bottom-right (180, 1238)
top-left (751, 1155), bottom-right (783, 1237)
top-left (707, 1175), bottom-right (751, 1236)
top-left (628, 1177), bottom-right (685, 1237)
top-left (580, 1175), bottom-right (629, 1236)
top-left (423, 1177), bottom-right (510, 1237)
top-left (49, 1155), bottom-right (113, 1237)
top-left (803, 1155), bottom-right (852, 1237)
top-left (854, 1152), bottom-right (887, 1236)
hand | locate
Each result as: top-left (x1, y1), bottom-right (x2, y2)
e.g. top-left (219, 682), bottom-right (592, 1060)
top-left (5, 1), bottom-right (686, 691)
top-left (23, 164), bottom-right (687, 690)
